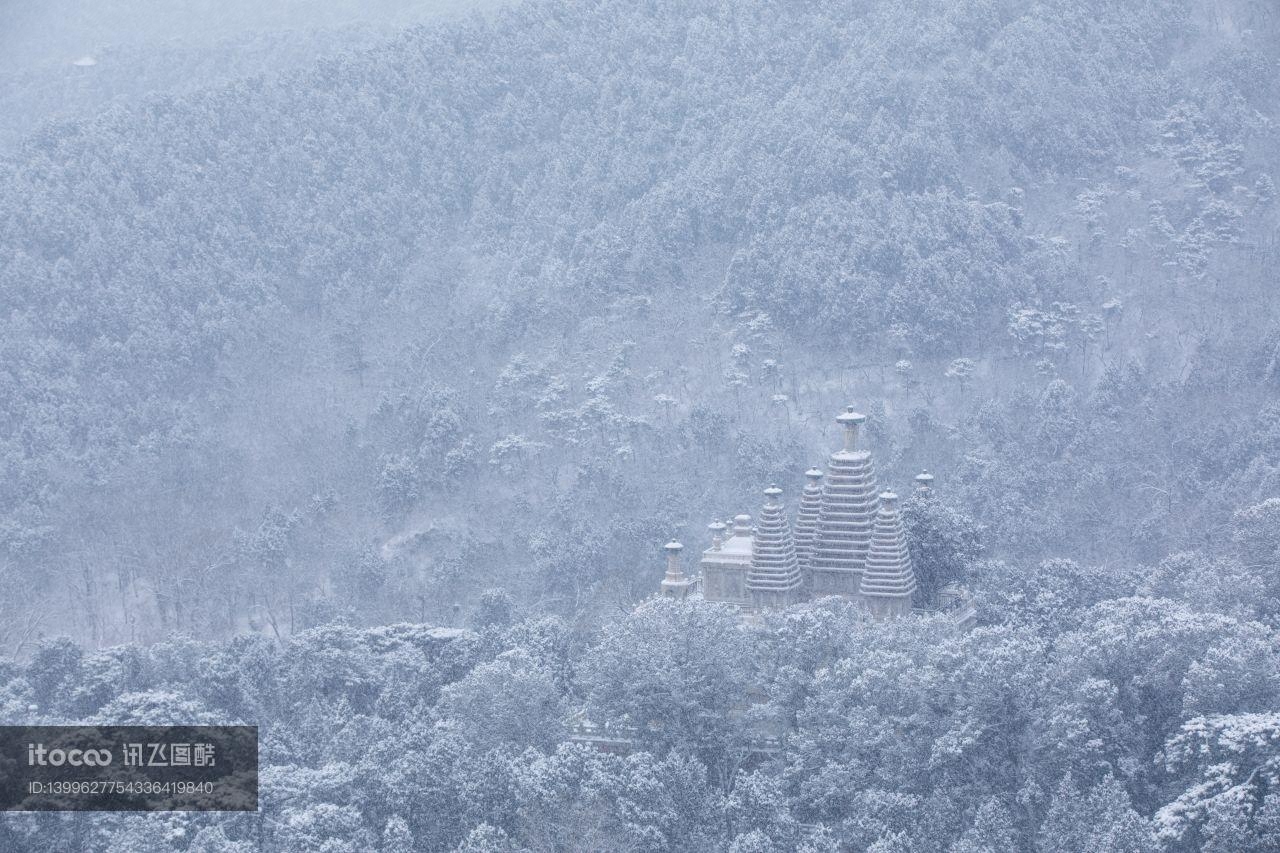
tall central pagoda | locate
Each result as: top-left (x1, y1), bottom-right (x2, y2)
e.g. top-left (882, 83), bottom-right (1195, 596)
top-left (808, 407), bottom-right (879, 597)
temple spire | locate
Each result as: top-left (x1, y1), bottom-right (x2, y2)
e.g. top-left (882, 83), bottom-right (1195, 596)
top-left (836, 405), bottom-right (864, 451)
top-left (793, 467), bottom-right (823, 570)
top-left (708, 519), bottom-right (727, 550)
top-left (858, 492), bottom-right (917, 618)
top-left (746, 484), bottom-right (804, 609)
top-left (809, 406), bottom-right (879, 596)
top-left (660, 540), bottom-right (695, 600)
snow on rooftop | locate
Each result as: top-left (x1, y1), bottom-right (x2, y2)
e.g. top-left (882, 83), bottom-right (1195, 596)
top-left (425, 626), bottom-right (468, 641)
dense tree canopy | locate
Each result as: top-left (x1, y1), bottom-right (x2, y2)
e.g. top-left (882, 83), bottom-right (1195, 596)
top-left (0, 0), bottom-right (1277, 848)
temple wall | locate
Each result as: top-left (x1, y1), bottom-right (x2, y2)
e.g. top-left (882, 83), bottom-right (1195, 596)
top-left (809, 568), bottom-right (861, 597)
top-left (703, 564), bottom-right (749, 606)
top-left (750, 588), bottom-right (805, 610)
top-left (863, 595), bottom-right (913, 620)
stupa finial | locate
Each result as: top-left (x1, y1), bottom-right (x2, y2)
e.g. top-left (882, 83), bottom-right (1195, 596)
top-left (663, 541), bottom-right (684, 581)
top-left (708, 519), bottom-right (727, 550)
top-left (836, 406), bottom-right (866, 451)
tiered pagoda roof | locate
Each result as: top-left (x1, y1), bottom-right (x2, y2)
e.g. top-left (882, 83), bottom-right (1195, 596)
top-left (793, 467), bottom-right (823, 568)
top-left (857, 492), bottom-right (918, 602)
top-left (746, 485), bottom-right (804, 594)
top-left (809, 407), bottom-right (879, 577)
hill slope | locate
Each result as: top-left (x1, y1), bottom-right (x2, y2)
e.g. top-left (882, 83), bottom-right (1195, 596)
top-left (0, 0), bottom-right (1276, 645)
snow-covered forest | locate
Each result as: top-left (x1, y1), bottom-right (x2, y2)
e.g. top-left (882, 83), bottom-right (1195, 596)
top-left (1, 0), bottom-right (1278, 849)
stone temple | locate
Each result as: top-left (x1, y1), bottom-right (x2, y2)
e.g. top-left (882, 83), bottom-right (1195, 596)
top-left (659, 406), bottom-right (938, 620)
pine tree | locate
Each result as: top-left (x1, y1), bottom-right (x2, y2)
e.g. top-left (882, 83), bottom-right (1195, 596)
top-left (1038, 776), bottom-right (1156, 853)
top-left (949, 798), bottom-right (1020, 853)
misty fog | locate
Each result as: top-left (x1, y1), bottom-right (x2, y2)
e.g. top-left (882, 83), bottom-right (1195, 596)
top-left (0, 0), bottom-right (1277, 850)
